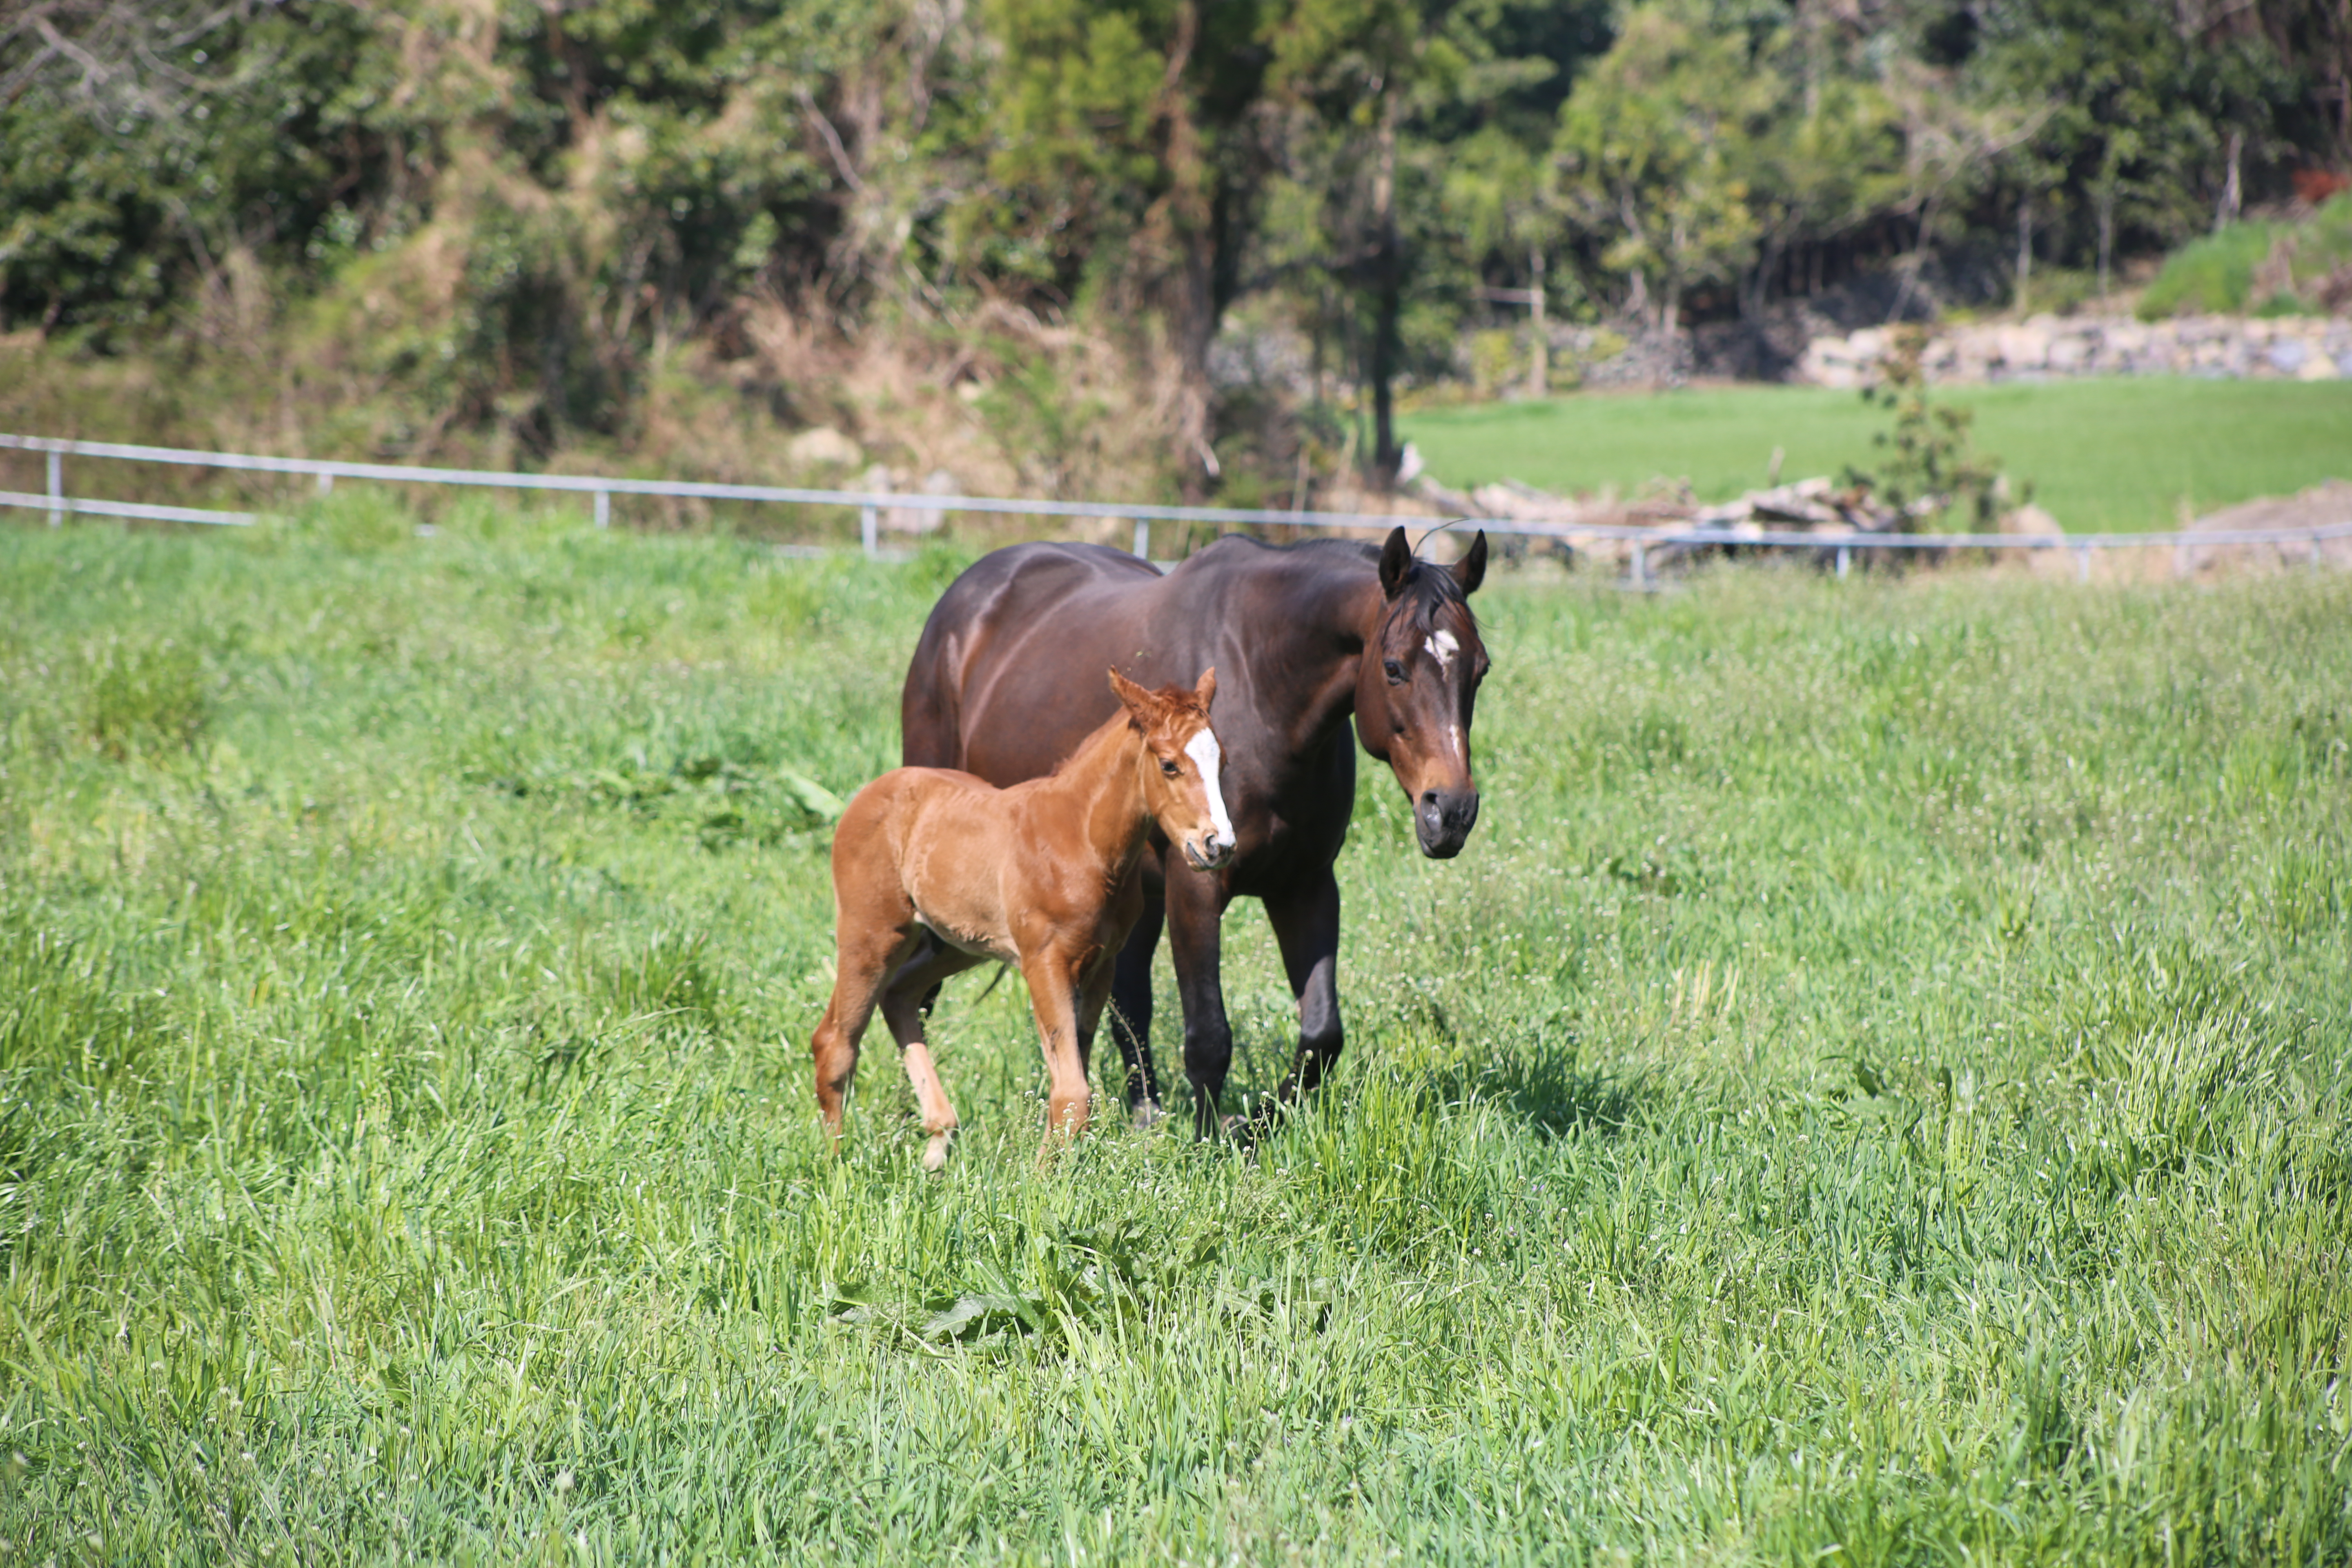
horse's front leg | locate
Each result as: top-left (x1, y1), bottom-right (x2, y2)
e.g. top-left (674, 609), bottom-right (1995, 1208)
top-left (1265, 866), bottom-right (1344, 1112)
top-left (1163, 862), bottom-right (1235, 1139)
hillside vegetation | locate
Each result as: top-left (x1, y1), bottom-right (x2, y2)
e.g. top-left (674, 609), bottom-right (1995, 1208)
top-left (4, 0), bottom-right (2347, 499)
top-left (0, 514), bottom-right (2346, 1560)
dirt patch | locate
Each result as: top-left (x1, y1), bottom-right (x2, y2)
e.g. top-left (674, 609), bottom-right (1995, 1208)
top-left (2181, 479), bottom-right (2352, 576)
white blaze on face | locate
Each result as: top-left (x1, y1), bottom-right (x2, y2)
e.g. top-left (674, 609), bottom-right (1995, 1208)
top-left (1424, 628), bottom-right (1460, 673)
top-left (1184, 727), bottom-right (1236, 845)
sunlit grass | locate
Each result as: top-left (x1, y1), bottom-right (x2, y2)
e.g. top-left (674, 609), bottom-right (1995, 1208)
top-left (1, 506), bottom-right (2347, 1562)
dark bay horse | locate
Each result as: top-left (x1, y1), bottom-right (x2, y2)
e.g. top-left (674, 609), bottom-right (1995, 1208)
top-left (815, 670), bottom-right (1234, 1169)
top-left (901, 526), bottom-right (1489, 1136)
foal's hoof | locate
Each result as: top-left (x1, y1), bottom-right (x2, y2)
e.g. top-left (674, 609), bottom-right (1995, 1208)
top-left (921, 1131), bottom-right (955, 1174)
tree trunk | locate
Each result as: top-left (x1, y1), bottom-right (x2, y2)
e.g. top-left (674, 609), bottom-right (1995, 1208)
top-left (1364, 94), bottom-right (1403, 485)
top-left (2217, 129), bottom-right (2243, 231)
top-left (1143, 0), bottom-right (1220, 493)
top-left (2015, 194), bottom-right (2033, 314)
top-left (1370, 280), bottom-right (1401, 481)
top-left (2096, 178), bottom-right (2115, 301)
top-left (1526, 245), bottom-right (1548, 399)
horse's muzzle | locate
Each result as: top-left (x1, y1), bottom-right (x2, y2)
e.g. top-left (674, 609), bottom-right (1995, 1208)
top-left (1415, 788), bottom-right (1479, 859)
top-left (1184, 835), bottom-right (1236, 872)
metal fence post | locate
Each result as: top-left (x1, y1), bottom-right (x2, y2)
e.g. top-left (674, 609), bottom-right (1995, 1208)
top-left (46, 450), bottom-right (62, 527)
top-left (860, 503), bottom-right (879, 558)
top-left (317, 471), bottom-right (334, 497)
top-left (2074, 544), bottom-right (2091, 583)
top-left (594, 489), bottom-right (610, 529)
top-left (1631, 542), bottom-right (1647, 587)
top-left (1133, 518), bottom-right (1151, 559)
top-left (1836, 544), bottom-right (1851, 579)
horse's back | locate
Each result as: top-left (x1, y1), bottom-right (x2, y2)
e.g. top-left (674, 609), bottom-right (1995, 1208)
top-left (902, 542), bottom-right (1164, 777)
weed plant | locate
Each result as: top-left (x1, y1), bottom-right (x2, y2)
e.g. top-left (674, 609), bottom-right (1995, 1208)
top-left (0, 507), bottom-right (2347, 1563)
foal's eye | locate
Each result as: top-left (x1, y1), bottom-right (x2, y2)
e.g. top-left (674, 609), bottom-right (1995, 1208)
top-left (1160, 759), bottom-right (1180, 777)
top-left (1383, 658), bottom-right (1407, 686)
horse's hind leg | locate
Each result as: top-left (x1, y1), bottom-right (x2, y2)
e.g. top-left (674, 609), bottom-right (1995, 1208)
top-left (1107, 888), bottom-right (1166, 1123)
top-left (880, 934), bottom-right (985, 1172)
top-left (812, 909), bottom-right (918, 1148)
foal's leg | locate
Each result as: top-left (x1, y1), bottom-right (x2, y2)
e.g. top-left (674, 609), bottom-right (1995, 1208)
top-left (1021, 949), bottom-right (1093, 1148)
top-left (879, 934), bottom-right (986, 1172)
top-left (1265, 867), bottom-right (1345, 1113)
top-left (811, 870), bottom-right (919, 1145)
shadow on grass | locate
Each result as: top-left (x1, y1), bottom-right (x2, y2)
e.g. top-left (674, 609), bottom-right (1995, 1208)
top-left (1428, 1035), bottom-right (1648, 1143)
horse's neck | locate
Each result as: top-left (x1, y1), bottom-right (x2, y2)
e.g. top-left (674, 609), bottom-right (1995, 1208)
top-left (1256, 557), bottom-right (1384, 741)
top-left (1029, 713), bottom-right (1152, 871)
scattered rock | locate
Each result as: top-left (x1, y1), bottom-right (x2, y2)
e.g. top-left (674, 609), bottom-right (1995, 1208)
top-left (1798, 313), bottom-right (2352, 387)
top-left (786, 426), bottom-right (863, 468)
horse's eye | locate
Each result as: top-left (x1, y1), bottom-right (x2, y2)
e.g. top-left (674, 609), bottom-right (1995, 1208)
top-left (1160, 759), bottom-right (1180, 777)
top-left (1383, 659), bottom-right (1407, 686)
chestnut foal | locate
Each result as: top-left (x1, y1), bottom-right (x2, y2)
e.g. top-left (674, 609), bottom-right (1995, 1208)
top-left (812, 669), bottom-right (1234, 1168)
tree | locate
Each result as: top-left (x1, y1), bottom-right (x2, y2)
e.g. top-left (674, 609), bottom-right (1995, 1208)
top-left (1554, 1), bottom-right (1766, 336)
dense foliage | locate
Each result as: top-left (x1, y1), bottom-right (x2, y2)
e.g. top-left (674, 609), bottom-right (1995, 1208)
top-left (1, 0), bottom-right (2342, 487)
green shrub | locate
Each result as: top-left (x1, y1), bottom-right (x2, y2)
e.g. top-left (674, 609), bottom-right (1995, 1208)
top-left (2140, 196), bottom-right (2352, 319)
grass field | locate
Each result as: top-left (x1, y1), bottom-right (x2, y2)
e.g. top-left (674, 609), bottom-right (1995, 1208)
top-left (2, 500), bottom-right (2349, 1563)
top-left (1400, 376), bottom-right (2352, 532)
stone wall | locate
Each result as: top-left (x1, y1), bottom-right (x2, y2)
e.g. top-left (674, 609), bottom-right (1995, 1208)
top-left (1800, 314), bottom-right (2352, 388)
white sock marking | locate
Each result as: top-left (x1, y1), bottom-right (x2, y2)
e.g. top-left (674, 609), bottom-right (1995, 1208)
top-left (1425, 628), bottom-right (1460, 673)
top-left (1185, 728), bottom-right (1236, 845)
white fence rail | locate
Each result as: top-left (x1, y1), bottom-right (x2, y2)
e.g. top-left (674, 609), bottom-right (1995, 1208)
top-left (4, 432), bottom-right (2347, 580)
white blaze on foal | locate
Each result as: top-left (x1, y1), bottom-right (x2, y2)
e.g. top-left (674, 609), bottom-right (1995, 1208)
top-left (1185, 727), bottom-right (1236, 853)
top-left (1424, 628), bottom-right (1460, 673)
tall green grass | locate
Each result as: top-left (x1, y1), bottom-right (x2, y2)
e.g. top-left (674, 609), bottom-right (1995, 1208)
top-left (1401, 376), bottom-right (2352, 531)
top-left (2, 506), bottom-right (2348, 1563)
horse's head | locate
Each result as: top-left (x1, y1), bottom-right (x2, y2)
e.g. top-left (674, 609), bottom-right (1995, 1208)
top-left (1110, 667), bottom-right (1237, 873)
top-left (1354, 526), bottom-right (1489, 859)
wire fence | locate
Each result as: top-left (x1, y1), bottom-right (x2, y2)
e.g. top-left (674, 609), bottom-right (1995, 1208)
top-left (5, 431), bottom-right (2347, 581)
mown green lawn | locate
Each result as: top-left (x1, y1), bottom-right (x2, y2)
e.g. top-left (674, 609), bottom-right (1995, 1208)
top-left (2, 502), bottom-right (2348, 1563)
top-left (1400, 376), bottom-right (2352, 532)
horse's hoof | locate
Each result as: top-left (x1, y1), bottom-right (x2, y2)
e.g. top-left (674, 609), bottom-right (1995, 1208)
top-left (1218, 1113), bottom-right (1258, 1152)
top-left (921, 1132), bottom-right (953, 1174)
top-left (1130, 1099), bottom-right (1166, 1131)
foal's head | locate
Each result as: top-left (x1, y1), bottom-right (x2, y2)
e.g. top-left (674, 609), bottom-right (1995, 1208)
top-left (1109, 668), bottom-right (1236, 872)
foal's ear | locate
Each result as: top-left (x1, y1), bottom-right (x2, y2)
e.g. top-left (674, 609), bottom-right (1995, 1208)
top-left (1379, 526), bottom-right (1412, 601)
top-left (1450, 530), bottom-right (1488, 596)
top-left (1193, 667), bottom-right (1216, 710)
top-left (1109, 668), bottom-right (1151, 721)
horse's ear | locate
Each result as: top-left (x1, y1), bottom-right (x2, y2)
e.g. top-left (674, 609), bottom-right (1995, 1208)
top-left (1193, 667), bottom-right (1216, 711)
top-left (1379, 527), bottom-right (1412, 601)
top-left (1108, 668), bottom-right (1151, 722)
top-left (1451, 530), bottom-right (1488, 596)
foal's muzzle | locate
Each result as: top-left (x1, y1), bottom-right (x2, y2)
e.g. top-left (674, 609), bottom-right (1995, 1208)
top-left (1415, 788), bottom-right (1479, 859)
top-left (1183, 835), bottom-right (1236, 872)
